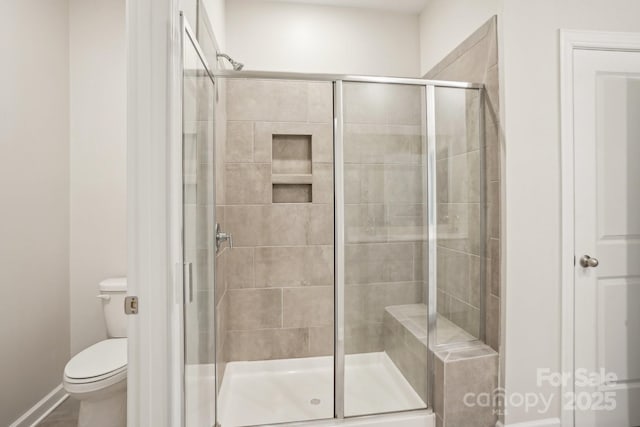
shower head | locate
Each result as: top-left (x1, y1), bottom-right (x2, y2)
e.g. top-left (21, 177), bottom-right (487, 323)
top-left (217, 52), bottom-right (244, 71)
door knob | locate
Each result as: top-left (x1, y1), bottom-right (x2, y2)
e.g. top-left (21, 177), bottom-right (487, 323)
top-left (579, 255), bottom-right (599, 268)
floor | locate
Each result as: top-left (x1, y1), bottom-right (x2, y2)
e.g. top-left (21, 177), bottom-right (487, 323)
top-left (217, 352), bottom-right (426, 427)
top-left (38, 397), bottom-right (79, 427)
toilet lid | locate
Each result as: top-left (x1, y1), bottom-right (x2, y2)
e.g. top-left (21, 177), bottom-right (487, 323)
top-left (65, 338), bottom-right (127, 380)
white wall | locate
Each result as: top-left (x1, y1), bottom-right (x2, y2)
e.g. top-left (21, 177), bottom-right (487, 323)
top-left (418, 0), bottom-right (500, 76)
top-left (0, 1), bottom-right (70, 425)
top-left (204, 0), bottom-right (227, 49)
top-left (69, 0), bottom-right (127, 355)
top-left (501, 0), bottom-right (640, 424)
top-left (226, 0), bottom-right (421, 76)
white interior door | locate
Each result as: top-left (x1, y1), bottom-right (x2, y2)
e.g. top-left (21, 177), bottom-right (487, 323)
top-left (574, 48), bottom-right (640, 427)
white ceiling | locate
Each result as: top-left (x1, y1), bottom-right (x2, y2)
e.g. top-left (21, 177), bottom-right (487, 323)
top-left (237, 0), bottom-right (430, 14)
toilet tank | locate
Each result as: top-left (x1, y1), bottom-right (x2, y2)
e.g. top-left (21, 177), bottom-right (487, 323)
top-left (98, 277), bottom-right (127, 338)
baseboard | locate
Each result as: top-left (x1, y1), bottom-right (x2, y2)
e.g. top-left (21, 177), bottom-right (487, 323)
top-left (496, 418), bottom-right (561, 427)
top-left (9, 384), bottom-right (68, 427)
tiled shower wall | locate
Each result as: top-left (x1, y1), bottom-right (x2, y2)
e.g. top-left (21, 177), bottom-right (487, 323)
top-left (433, 87), bottom-right (483, 340)
top-left (426, 16), bottom-right (501, 351)
top-left (343, 83), bottom-right (427, 354)
top-left (223, 79), bottom-right (335, 361)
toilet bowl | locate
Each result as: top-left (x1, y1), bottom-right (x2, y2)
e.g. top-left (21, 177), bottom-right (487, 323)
top-left (63, 278), bottom-right (128, 427)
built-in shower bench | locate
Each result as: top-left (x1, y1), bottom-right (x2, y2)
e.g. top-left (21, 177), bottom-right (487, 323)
top-left (383, 304), bottom-right (499, 427)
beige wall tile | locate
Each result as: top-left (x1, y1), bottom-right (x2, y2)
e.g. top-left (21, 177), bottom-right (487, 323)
top-left (485, 294), bottom-right (500, 351)
top-left (345, 323), bottom-right (384, 354)
top-left (225, 247), bottom-right (254, 289)
top-left (283, 286), bottom-right (333, 328)
top-left (387, 203), bottom-right (425, 231)
top-left (485, 63), bottom-right (500, 114)
top-left (348, 125), bottom-right (424, 165)
top-left (436, 158), bottom-right (450, 204)
top-left (489, 238), bottom-right (500, 297)
top-left (487, 181), bottom-right (500, 239)
top-left (345, 204), bottom-right (387, 244)
top-left (469, 255), bottom-right (481, 308)
top-left (344, 82), bottom-right (388, 125)
top-left (309, 325), bottom-right (334, 356)
top-left (437, 35), bottom-right (492, 83)
top-left (226, 121), bottom-right (254, 162)
top-left (447, 151), bottom-right (480, 203)
top-left (413, 242), bottom-right (428, 284)
top-left (438, 247), bottom-right (470, 304)
top-left (437, 290), bottom-right (451, 317)
top-left (438, 203), bottom-right (471, 253)
top-left (225, 204), bottom-right (333, 243)
top-left (448, 297), bottom-right (480, 338)
top-left (383, 164), bottom-right (424, 204)
top-left (360, 164), bottom-right (386, 203)
top-left (224, 163), bottom-right (272, 205)
top-left (254, 246), bottom-right (333, 287)
top-left (443, 354), bottom-right (498, 427)
top-left (383, 311), bottom-right (428, 403)
top-left (465, 91), bottom-right (481, 153)
top-left (227, 79), bottom-right (309, 122)
top-left (485, 107), bottom-right (499, 149)
top-left (486, 142), bottom-right (500, 183)
top-left (226, 328), bottom-right (310, 361)
top-left (345, 242), bottom-right (415, 284)
top-left (308, 81), bottom-right (333, 124)
top-left (228, 288), bottom-right (282, 330)
top-left (344, 164), bottom-right (361, 204)
top-left (310, 203), bottom-right (334, 245)
top-left (346, 282), bottom-right (423, 326)
top-left (387, 127), bottom-right (425, 164)
top-left (344, 83), bottom-right (422, 126)
top-left (215, 249), bottom-right (227, 306)
top-left (312, 162), bottom-right (333, 204)
top-left (386, 84), bottom-right (423, 126)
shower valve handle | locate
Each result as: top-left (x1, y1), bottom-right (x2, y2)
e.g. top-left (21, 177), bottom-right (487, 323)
top-left (215, 223), bottom-right (233, 251)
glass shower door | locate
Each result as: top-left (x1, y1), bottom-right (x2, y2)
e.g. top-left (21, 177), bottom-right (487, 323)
top-left (340, 81), bottom-right (429, 416)
top-left (182, 19), bottom-right (217, 427)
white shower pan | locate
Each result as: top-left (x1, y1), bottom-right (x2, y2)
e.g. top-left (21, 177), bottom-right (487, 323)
top-left (216, 352), bottom-right (433, 427)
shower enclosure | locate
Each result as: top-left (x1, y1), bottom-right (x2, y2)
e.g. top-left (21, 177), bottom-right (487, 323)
top-left (179, 15), bottom-right (486, 427)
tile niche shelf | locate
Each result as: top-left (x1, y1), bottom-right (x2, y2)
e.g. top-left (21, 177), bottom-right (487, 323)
top-left (272, 134), bottom-right (313, 203)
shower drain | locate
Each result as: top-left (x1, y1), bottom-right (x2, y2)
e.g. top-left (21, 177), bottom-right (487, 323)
top-left (310, 398), bottom-right (321, 405)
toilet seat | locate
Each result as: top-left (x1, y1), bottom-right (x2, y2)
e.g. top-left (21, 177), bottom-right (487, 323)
top-left (64, 338), bottom-right (127, 394)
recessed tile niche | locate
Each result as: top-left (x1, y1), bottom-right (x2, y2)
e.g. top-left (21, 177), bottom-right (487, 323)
top-left (272, 134), bottom-right (312, 174)
top-left (272, 134), bottom-right (313, 203)
top-left (273, 184), bottom-right (312, 203)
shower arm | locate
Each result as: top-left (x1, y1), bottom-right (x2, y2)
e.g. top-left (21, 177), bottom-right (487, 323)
top-left (216, 52), bottom-right (244, 71)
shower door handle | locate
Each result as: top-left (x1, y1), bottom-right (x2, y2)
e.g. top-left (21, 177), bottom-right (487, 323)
top-left (184, 262), bottom-right (193, 303)
top-left (216, 223), bottom-right (233, 251)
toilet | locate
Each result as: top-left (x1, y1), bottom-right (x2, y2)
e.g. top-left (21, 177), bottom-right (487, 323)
top-left (63, 278), bottom-right (128, 427)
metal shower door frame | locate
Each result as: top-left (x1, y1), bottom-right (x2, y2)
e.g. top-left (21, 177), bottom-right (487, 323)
top-left (213, 70), bottom-right (485, 425)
